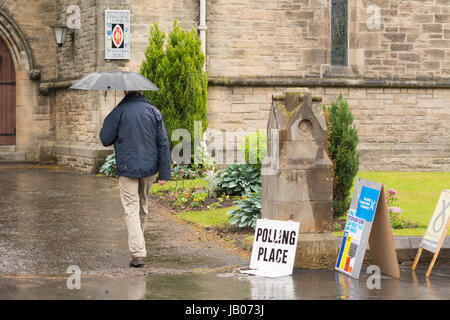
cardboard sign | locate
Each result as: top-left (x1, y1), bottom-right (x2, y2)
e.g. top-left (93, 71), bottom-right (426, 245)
top-left (335, 178), bottom-right (400, 279)
top-left (412, 190), bottom-right (450, 277)
top-left (422, 190), bottom-right (450, 253)
top-left (105, 10), bottom-right (130, 60)
top-left (241, 219), bottom-right (300, 278)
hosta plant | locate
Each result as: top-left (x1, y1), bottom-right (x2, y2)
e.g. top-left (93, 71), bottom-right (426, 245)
top-left (99, 153), bottom-right (118, 177)
top-left (216, 164), bottom-right (261, 196)
top-left (227, 187), bottom-right (261, 229)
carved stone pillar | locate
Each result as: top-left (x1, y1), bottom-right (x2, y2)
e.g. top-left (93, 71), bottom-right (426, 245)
top-left (262, 88), bottom-right (339, 269)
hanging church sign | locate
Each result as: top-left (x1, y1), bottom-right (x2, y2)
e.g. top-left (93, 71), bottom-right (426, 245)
top-left (105, 10), bottom-right (130, 60)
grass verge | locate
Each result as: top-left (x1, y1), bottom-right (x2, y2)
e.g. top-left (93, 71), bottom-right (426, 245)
top-left (150, 178), bottom-right (207, 194)
top-left (176, 207), bottom-right (232, 228)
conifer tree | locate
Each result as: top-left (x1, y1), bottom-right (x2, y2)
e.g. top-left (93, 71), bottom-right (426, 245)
top-left (140, 21), bottom-right (208, 158)
top-left (326, 94), bottom-right (360, 218)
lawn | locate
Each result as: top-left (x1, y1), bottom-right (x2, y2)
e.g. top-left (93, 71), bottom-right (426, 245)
top-left (176, 207), bottom-right (232, 228)
top-left (150, 178), bottom-right (207, 194)
top-left (334, 171), bottom-right (450, 236)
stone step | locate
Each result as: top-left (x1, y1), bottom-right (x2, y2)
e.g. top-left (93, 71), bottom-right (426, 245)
top-left (0, 152), bottom-right (26, 161)
top-left (0, 145), bottom-right (16, 153)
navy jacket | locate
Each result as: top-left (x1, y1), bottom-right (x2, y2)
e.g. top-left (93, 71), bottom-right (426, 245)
top-left (100, 92), bottom-right (171, 180)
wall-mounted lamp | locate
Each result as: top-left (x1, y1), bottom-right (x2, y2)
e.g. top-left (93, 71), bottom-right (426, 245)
top-left (51, 24), bottom-right (74, 47)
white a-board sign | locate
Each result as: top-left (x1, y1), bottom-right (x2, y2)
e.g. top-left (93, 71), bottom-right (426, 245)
top-left (335, 178), bottom-right (400, 280)
top-left (241, 219), bottom-right (300, 278)
top-left (412, 190), bottom-right (450, 277)
top-left (105, 10), bottom-right (130, 60)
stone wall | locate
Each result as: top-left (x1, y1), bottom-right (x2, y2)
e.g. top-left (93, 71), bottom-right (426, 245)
top-left (350, 0), bottom-right (450, 80)
top-left (51, 0), bottom-right (201, 171)
top-left (40, 0), bottom-right (450, 171)
top-left (206, 0), bottom-right (330, 78)
top-left (50, 0), bottom-right (102, 170)
top-left (1, 0), bottom-right (449, 171)
top-left (2, 0), bottom-right (56, 80)
top-left (206, 0), bottom-right (450, 80)
top-left (0, 1), bottom-right (55, 160)
top-left (56, 0), bottom-right (97, 79)
top-left (207, 84), bottom-right (450, 171)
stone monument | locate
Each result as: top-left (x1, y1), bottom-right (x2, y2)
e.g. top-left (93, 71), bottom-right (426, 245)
top-left (261, 88), bottom-right (340, 269)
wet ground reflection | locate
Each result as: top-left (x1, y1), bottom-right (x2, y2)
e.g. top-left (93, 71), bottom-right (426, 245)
top-left (1, 266), bottom-right (448, 300)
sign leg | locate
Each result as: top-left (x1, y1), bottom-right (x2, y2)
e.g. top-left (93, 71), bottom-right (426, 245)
top-left (411, 247), bottom-right (422, 271)
top-left (426, 250), bottom-right (439, 278)
top-left (425, 221), bottom-right (449, 278)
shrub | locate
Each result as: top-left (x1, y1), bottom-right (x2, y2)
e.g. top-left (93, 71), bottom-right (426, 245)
top-left (203, 168), bottom-right (220, 197)
top-left (216, 164), bottom-right (261, 196)
top-left (325, 94), bottom-right (360, 218)
top-left (227, 187), bottom-right (262, 229)
top-left (140, 21), bottom-right (208, 157)
top-left (99, 153), bottom-right (118, 177)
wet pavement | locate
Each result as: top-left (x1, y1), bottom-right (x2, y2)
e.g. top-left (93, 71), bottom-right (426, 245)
top-left (0, 266), bottom-right (448, 300)
top-left (0, 164), bottom-right (248, 276)
top-left (0, 164), bottom-right (449, 300)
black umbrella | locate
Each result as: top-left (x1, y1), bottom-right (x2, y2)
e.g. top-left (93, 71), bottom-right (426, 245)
top-left (69, 70), bottom-right (159, 91)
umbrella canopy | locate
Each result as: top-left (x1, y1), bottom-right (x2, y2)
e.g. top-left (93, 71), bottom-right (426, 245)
top-left (69, 71), bottom-right (159, 91)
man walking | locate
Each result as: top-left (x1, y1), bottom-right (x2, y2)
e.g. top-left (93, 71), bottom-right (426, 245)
top-left (100, 91), bottom-right (171, 268)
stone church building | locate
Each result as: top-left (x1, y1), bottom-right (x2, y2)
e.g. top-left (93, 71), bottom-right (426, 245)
top-left (0, 0), bottom-right (449, 172)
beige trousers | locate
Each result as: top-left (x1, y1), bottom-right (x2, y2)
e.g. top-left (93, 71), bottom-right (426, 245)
top-left (119, 174), bottom-right (157, 258)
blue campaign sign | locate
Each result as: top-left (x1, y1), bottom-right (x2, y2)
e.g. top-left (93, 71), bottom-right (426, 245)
top-left (355, 186), bottom-right (380, 222)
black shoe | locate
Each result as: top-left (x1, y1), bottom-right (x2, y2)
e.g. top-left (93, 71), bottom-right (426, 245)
top-left (129, 257), bottom-right (145, 268)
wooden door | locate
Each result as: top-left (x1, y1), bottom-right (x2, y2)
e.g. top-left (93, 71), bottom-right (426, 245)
top-left (0, 37), bottom-right (16, 145)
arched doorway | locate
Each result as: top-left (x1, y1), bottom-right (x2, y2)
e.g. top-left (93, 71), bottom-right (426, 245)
top-left (0, 36), bottom-right (15, 145)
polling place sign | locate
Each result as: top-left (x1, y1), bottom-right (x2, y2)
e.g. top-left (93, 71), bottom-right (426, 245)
top-left (335, 178), bottom-right (400, 280)
top-left (241, 219), bottom-right (300, 278)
